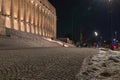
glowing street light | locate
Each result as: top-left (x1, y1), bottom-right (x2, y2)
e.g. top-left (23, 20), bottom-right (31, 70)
top-left (108, 0), bottom-right (111, 2)
top-left (94, 32), bottom-right (98, 37)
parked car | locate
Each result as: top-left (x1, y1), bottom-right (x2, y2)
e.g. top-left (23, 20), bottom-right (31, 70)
top-left (111, 44), bottom-right (118, 50)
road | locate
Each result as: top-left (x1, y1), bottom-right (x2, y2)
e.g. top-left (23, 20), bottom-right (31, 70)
top-left (0, 48), bottom-right (98, 80)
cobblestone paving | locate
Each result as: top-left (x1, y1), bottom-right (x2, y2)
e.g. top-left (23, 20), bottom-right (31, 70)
top-left (0, 48), bottom-right (98, 80)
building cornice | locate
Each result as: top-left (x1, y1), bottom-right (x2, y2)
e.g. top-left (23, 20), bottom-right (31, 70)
top-left (31, 0), bottom-right (56, 15)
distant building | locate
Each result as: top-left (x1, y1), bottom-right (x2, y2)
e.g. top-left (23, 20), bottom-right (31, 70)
top-left (0, 0), bottom-right (56, 38)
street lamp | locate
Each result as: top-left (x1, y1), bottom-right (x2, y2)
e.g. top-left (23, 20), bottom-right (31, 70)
top-left (108, 0), bottom-right (112, 2)
top-left (94, 32), bottom-right (98, 37)
top-left (107, 0), bottom-right (113, 39)
top-left (94, 31), bottom-right (99, 48)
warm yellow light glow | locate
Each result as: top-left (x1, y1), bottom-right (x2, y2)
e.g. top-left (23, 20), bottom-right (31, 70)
top-left (94, 32), bottom-right (98, 36)
top-left (20, 0), bottom-right (24, 20)
top-left (31, 25), bottom-right (34, 33)
top-left (39, 18), bottom-right (42, 35)
top-left (0, 0), bottom-right (56, 37)
top-left (42, 9), bottom-right (44, 12)
top-left (26, 1), bottom-right (30, 22)
top-left (43, 31), bottom-right (45, 36)
top-left (39, 30), bottom-right (41, 35)
top-left (31, 4), bottom-right (34, 24)
top-left (35, 4), bottom-right (38, 7)
top-left (26, 24), bottom-right (30, 33)
top-left (5, 17), bottom-right (11, 28)
top-left (13, 0), bottom-right (18, 18)
top-left (35, 27), bottom-right (38, 34)
top-left (35, 6), bottom-right (39, 25)
top-left (14, 20), bottom-right (19, 30)
top-left (21, 22), bottom-right (25, 31)
top-left (5, 0), bottom-right (11, 15)
top-left (39, 6), bottom-right (41, 9)
top-left (31, 0), bottom-right (34, 4)
top-left (109, 0), bottom-right (111, 2)
top-left (0, 0), bottom-right (1, 12)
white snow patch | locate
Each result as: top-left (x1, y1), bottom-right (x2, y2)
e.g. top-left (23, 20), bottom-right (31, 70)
top-left (99, 50), bottom-right (107, 54)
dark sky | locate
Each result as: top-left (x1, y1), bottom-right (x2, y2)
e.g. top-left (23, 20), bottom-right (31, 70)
top-left (49, 0), bottom-right (120, 41)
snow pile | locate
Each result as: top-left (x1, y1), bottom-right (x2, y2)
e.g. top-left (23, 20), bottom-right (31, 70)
top-left (76, 50), bottom-right (120, 80)
top-left (43, 37), bottom-right (75, 47)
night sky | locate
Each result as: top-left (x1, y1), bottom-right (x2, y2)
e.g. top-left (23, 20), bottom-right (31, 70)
top-left (49, 0), bottom-right (120, 41)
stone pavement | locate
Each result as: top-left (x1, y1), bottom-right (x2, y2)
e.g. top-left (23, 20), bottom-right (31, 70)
top-left (0, 48), bottom-right (98, 80)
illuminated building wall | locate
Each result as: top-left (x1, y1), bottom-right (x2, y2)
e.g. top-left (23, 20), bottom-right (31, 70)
top-left (0, 0), bottom-right (56, 38)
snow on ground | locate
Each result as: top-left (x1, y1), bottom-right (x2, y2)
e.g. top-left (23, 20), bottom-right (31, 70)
top-left (77, 49), bottom-right (120, 80)
top-left (43, 37), bottom-right (75, 47)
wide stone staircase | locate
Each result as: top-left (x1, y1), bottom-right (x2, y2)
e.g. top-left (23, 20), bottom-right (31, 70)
top-left (0, 35), bottom-right (62, 49)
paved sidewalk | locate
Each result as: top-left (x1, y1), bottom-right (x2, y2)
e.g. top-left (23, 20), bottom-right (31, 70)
top-left (0, 48), bottom-right (98, 80)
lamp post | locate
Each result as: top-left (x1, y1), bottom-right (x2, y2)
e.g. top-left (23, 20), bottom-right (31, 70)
top-left (107, 0), bottom-right (113, 39)
top-left (94, 32), bottom-right (98, 37)
top-left (114, 31), bottom-right (117, 40)
top-left (94, 31), bottom-right (99, 48)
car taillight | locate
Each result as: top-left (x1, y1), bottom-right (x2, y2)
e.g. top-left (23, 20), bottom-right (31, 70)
top-left (113, 45), bottom-right (117, 49)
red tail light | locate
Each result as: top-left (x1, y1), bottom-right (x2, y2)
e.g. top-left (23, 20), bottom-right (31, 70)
top-left (113, 45), bottom-right (117, 49)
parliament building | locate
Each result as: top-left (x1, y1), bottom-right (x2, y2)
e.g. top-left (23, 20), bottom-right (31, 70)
top-left (0, 0), bottom-right (56, 38)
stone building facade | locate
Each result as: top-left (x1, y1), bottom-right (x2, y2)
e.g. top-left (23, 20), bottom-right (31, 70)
top-left (0, 0), bottom-right (56, 38)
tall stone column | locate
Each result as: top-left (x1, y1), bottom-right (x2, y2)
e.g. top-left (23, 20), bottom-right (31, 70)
top-left (29, 0), bottom-right (32, 33)
top-left (46, 11), bottom-right (49, 37)
top-left (40, 6), bottom-right (43, 36)
top-left (51, 14), bottom-right (53, 37)
top-left (54, 15), bottom-right (57, 38)
top-left (41, 8), bottom-right (43, 36)
top-left (49, 13), bottom-right (52, 37)
top-left (42, 9), bottom-right (45, 36)
top-left (49, 13), bottom-right (51, 37)
top-left (51, 15), bottom-right (53, 37)
top-left (33, 3), bottom-right (36, 34)
top-left (46, 12), bottom-right (48, 37)
top-left (52, 14), bottom-right (54, 37)
top-left (43, 9), bottom-right (45, 36)
top-left (46, 11), bottom-right (48, 37)
top-left (50, 14), bottom-right (53, 37)
top-left (48, 13), bottom-right (50, 37)
top-left (11, 0), bottom-right (14, 29)
top-left (35, 5), bottom-right (39, 35)
top-left (18, 0), bottom-right (21, 30)
top-left (0, 0), bottom-right (6, 35)
top-left (0, 0), bottom-right (2, 12)
top-left (24, 0), bottom-right (26, 32)
top-left (1, 0), bottom-right (5, 14)
top-left (44, 10), bottom-right (47, 37)
top-left (37, 6), bottom-right (40, 35)
top-left (39, 6), bottom-right (41, 35)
